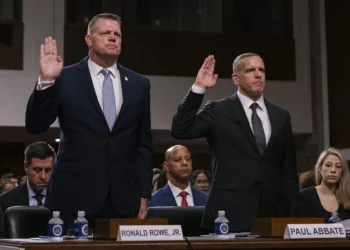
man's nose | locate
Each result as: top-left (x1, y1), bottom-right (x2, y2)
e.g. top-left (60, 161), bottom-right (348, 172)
top-left (108, 34), bottom-right (116, 41)
top-left (39, 171), bottom-right (46, 179)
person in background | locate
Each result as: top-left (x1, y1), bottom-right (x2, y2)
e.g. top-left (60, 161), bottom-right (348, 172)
top-left (150, 145), bottom-right (208, 207)
top-left (19, 175), bottom-right (28, 185)
top-left (0, 141), bottom-right (55, 212)
top-left (190, 170), bottom-right (212, 193)
top-left (1, 173), bottom-right (18, 188)
top-left (152, 168), bottom-right (161, 192)
top-left (298, 170), bottom-right (315, 190)
top-left (300, 148), bottom-right (350, 222)
top-left (0, 178), bottom-right (15, 194)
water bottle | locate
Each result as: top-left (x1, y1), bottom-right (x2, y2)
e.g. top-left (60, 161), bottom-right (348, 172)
top-left (48, 211), bottom-right (64, 241)
top-left (74, 211), bottom-right (89, 239)
top-left (328, 211), bottom-right (342, 223)
top-left (215, 210), bottom-right (229, 236)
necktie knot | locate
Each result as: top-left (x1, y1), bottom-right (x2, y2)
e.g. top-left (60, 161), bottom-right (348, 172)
top-left (100, 69), bottom-right (111, 77)
top-left (179, 191), bottom-right (188, 207)
top-left (250, 103), bottom-right (259, 111)
top-left (33, 193), bottom-right (44, 206)
top-left (179, 191), bottom-right (187, 199)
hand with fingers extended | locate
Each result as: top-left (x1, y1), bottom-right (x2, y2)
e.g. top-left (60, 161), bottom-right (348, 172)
top-left (40, 37), bottom-right (63, 81)
top-left (194, 55), bottom-right (219, 89)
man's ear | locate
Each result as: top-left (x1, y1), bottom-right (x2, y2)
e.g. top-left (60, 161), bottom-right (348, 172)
top-left (163, 162), bottom-right (169, 172)
top-left (232, 73), bottom-right (239, 86)
top-left (85, 34), bottom-right (92, 47)
top-left (24, 162), bottom-right (29, 174)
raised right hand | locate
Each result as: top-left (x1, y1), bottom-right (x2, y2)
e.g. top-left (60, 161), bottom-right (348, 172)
top-left (194, 55), bottom-right (218, 89)
top-left (40, 37), bottom-right (63, 81)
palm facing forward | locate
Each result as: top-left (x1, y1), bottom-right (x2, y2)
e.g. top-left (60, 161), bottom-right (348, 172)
top-left (40, 37), bottom-right (63, 81)
top-left (194, 55), bottom-right (218, 89)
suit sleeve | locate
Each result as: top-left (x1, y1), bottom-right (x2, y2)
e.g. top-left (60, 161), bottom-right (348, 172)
top-left (282, 113), bottom-right (301, 216)
top-left (25, 80), bottom-right (60, 134)
top-left (138, 80), bottom-right (154, 200)
top-left (171, 89), bottom-right (214, 139)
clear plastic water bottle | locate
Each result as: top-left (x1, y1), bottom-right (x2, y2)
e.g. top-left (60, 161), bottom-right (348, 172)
top-left (48, 211), bottom-right (64, 241)
top-left (74, 211), bottom-right (89, 239)
top-left (215, 210), bottom-right (229, 236)
top-left (328, 211), bottom-right (342, 223)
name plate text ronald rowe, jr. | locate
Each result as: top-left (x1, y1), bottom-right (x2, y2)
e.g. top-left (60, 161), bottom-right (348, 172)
top-left (284, 223), bottom-right (346, 239)
top-left (117, 225), bottom-right (183, 241)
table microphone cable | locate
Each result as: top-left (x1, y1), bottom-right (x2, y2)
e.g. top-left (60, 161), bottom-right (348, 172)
top-left (183, 236), bottom-right (194, 250)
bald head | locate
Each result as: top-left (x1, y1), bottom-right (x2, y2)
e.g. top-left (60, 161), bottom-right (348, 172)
top-left (163, 145), bottom-right (192, 187)
top-left (165, 145), bottom-right (189, 162)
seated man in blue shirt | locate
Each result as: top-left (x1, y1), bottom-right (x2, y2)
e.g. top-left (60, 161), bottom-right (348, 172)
top-left (0, 141), bottom-right (55, 212)
top-left (150, 145), bottom-right (208, 207)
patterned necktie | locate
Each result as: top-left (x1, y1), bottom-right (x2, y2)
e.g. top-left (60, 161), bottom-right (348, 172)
top-left (250, 103), bottom-right (266, 155)
top-left (101, 69), bottom-right (117, 131)
top-left (33, 194), bottom-right (44, 206)
top-left (179, 191), bottom-right (188, 207)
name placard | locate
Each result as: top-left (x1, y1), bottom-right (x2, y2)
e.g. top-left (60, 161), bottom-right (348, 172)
top-left (284, 223), bottom-right (346, 239)
top-left (117, 225), bottom-right (183, 241)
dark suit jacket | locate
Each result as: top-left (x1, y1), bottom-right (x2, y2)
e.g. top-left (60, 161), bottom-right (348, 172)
top-left (149, 184), bottom-right (208, 207)
top-left (171, 91), bottom-right (299, 231)
top-left (0, 184), bottom-right (29, 213)
top-left (25, 58), bottom-right (153, 217)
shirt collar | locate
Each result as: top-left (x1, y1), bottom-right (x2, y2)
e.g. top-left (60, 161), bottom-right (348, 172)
top-left (237, 90), bottom-right (266, 112)
top-left (88, 58), bottom-right (118, 78)
top-left (167, 181), bottom-right (193, 197)
top-left (27, 180), bottom-right (46, 198)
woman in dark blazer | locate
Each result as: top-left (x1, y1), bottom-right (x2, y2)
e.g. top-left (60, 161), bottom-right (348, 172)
top-left (300, 148), bottom-right (350, 222)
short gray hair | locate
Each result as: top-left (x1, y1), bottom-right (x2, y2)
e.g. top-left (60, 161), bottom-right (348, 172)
top-left (232, 53), bottom-right (262, 73)
top-left (87, 13), bottom-right (121, 34)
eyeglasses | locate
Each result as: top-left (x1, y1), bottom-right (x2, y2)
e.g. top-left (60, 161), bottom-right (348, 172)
top-left (195, 180), bottom-right (209, 185)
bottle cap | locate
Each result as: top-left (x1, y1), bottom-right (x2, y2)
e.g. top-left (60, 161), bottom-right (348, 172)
top-left (218, 210), bottom-right (225, 217)
top-left (52, 211), bottom-right (60, 217)
top-left (78, 211), bottom-right (85, 217)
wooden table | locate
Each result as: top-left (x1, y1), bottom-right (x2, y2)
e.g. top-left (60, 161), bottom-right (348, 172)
top-left (0, 237), bottom-right (350, 250)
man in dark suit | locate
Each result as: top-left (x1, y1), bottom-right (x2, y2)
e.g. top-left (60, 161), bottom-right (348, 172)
top-left (0, 141), bottom-right (54, 212)
top-left (150, 145), bottom-right (208, 207)
top-left (171, 54), bottom-right (299, 232)
top-left (25, 13), bottom-right (153, 230)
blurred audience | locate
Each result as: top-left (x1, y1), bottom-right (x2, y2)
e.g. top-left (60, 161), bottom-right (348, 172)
top-left (152, 168), bottom-right (161, 192)
top-left (299, 170), bottom-right (315, 190)
top-left (1, 173), bottom-right (18, 188)
top-left (150, 145), bottom-right (208, 207)
top-left (300, 148), bottom-right (350, 222)
top-left (190, 170), bottom-right (212, 193)
top-left (0, 178), bottom-right (16, 194)
top-left (19, 175), bottom-right (28, 185)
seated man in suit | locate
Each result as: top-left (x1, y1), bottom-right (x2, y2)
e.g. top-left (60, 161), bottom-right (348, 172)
top-left (0, 141), bottom-right (55, 212)
top-left (150, 145), bottom-right (208, 207)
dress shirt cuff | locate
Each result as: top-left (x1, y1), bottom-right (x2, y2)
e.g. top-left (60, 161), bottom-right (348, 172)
top-left (36, 76), bottom-right (55, 91)
top-left (191, 84), bottom-right (206, 94)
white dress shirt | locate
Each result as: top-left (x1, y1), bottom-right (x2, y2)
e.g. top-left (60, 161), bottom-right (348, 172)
top-left (236, 91), bottom-right (271, 144)
top-left (27, 180), bottom-right (47, 206)
top-left (167, 181), bottom-right (194, 206)
top-left (191, 85), bottom-right (271, 144)
top-left (37, 59), bottom-right (123, 115)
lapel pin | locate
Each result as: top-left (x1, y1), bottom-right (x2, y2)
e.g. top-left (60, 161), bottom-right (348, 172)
top-left (124, 76), bottom-right (128, 81)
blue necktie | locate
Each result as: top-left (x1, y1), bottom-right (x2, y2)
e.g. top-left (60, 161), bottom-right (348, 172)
top-left (101, 69), bottom-right (117, 131)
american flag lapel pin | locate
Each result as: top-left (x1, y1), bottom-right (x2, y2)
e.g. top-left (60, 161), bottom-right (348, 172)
top-left (124, 76), bottom-right (128, 81)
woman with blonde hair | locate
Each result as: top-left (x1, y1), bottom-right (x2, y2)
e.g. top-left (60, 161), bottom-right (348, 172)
top-left (300, 148), bottom-right (350, 221)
